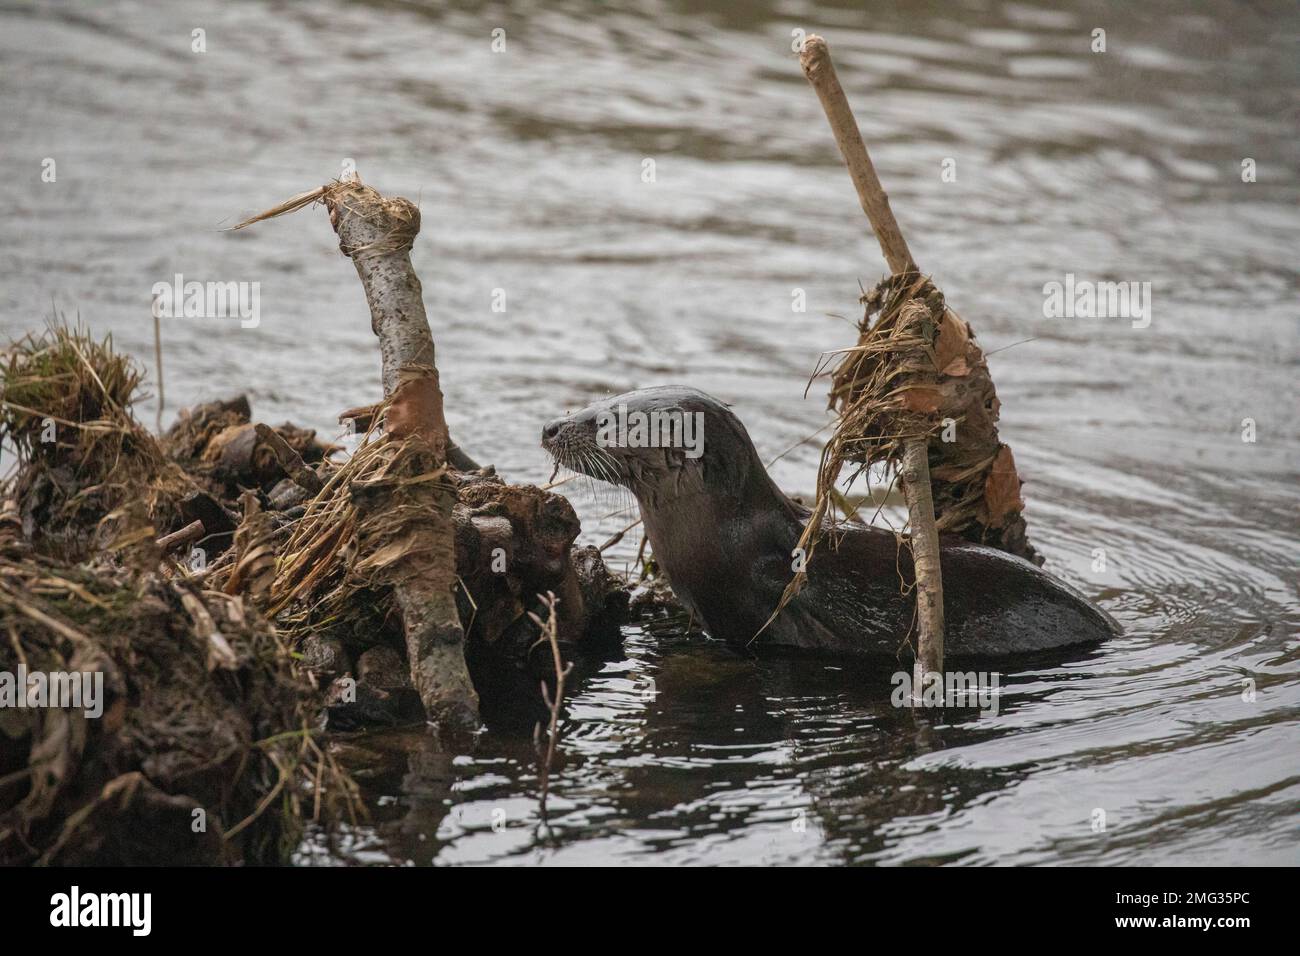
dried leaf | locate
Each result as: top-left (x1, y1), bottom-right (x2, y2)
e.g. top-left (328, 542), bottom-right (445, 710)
top-left (982, 444), bottom-right (1025, 526)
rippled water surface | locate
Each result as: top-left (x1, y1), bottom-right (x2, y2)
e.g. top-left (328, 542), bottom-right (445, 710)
top-left (2, 0), bottom-right (1297, 865)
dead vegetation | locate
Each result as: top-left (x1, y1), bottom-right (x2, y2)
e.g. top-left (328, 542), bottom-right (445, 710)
top-left (0, 317), bottom-right (633, 862)
top-left (0, 172), bottom-right (663, 863)
top-left (0, 550), bottom-right (359, 865)
top-left (807, 274), bottom-right (1040, 565)
top-left (0, 323), bottom-right (195, 561)
top-left (0, 326), bottom-right (359, 864)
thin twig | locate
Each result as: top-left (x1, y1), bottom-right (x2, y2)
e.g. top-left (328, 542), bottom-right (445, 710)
top-left (599, 517), bottom-right (643, 551)
top-left (528, 592), bottom-right (573, 829)
top-left (152, 307), bottom-right (164, 434)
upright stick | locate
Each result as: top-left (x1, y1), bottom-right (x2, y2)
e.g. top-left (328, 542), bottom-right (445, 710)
top-left (902, 441), bottom-right (944, 686)
top-left (152, 309), bottom-right (165, 434)
top-left (799, 36), bottom-right (915, 276)
top-left (325, 182), bottom-right (450, 456)
top-left (800, 34), bottom-right (944, 682)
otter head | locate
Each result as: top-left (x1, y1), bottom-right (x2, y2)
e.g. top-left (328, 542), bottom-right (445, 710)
top-left (540, 386), bottom-right (769, 510)
top-left (543, 387), bottom-right (802, 633)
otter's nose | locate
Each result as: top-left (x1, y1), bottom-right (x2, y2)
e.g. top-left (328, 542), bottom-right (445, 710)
top-left (541, 418), bottom-right (565, 443)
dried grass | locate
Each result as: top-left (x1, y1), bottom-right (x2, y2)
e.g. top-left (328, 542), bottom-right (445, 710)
top-left (0, 320), bottom-right (194, 558)
top-left (767, 275), bottom-right (942, 623)
top-left (0, 551), bottom-right (360, 864)
top-left (0, 323), bottom-right (361, 863)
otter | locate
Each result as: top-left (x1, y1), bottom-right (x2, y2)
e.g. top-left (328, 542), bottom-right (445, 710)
top-left (542, 386), bottom-right (1118, 659)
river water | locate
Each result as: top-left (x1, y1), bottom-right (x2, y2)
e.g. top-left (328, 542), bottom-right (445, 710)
top-left (2, 0), bottom-right (1297, 865)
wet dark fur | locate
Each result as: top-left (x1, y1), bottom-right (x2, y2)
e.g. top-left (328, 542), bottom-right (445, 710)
top-left (543, 386), bottom-right (1119, 659)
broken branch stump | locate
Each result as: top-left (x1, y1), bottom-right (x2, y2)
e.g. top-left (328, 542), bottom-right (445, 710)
top-left (325, 182), bottom-right (450, 453)
top-left (321, 180), bottom-right (478, 730)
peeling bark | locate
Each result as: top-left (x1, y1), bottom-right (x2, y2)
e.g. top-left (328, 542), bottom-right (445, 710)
top-left (323, 180), bottom-right (478, 731)
top-left (325, 182), bottom-right (449, 455)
